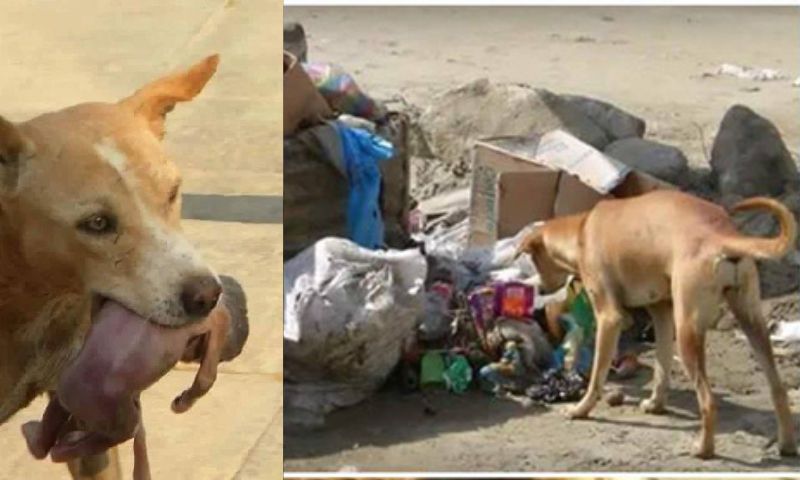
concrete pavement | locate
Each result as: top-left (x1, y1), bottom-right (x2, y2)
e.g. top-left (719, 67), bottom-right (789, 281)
top-left (0, 1), bottom-right (282, 478)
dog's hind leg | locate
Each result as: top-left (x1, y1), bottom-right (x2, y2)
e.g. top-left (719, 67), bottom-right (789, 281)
top-left (673, 278), bottom-right (716, 459)
top-left (641, 302), bottom-right (674, 414)
top-left (567, 288), bottom-right (625, 419)
top-left (724, 259), bottom-right (797, 457)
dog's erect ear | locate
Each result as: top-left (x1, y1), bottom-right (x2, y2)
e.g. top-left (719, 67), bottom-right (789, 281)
top-left (119, 54), bottom-right (220, 139)
top-left (0, 116), bottom-right (35, 193)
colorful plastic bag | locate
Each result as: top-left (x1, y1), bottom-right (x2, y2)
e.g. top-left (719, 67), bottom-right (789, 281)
top-left (304, 62), bottom-right (387, 121)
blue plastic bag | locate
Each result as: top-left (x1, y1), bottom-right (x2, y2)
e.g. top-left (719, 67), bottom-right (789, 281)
top-left (334, 122), bottom-right (394, 249)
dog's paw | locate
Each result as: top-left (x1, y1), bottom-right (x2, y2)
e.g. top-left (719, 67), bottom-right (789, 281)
top-left (779, 442), bottom-right (798, 457)
top-left (639, 398), bottom-right (667, 415)
top-left (564, 405), bottom-right (589, 420)
top-left (691, 439), bottom-right (714, 460)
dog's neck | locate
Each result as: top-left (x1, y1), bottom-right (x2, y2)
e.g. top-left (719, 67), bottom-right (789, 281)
top-left (0, 224), bottom-right (82, 317)
top-left (544, 214), bottom-right (585, 273)
top-left (0, 223), bottom-right (89, 423)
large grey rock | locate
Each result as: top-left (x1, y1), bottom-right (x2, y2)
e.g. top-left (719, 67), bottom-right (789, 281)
top-left (604, 137), bottom-right (688, 186)
top-left (561, 94), bottom-right (646, 141)
top-left (711, 105), bottom-right (799, 198)
top-left (418, 79), bottom-right (609, 168)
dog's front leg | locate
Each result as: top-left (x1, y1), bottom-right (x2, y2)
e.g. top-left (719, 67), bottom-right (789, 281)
top-left (567, 300), bottom-right (625, 419)
top-left (66, 447), bottom-right (122, 480)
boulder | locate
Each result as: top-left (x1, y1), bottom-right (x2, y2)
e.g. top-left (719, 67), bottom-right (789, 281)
top-left (710, 105), bottom-right (799, 198)
top-left (604, 138), bottom-right (688, 186)
top-left (418, 79), bottom-right (609, 168)
top-left (561, 94), bottom-right (646, 140)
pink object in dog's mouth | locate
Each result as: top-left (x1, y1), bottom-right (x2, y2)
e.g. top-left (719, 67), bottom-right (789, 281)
top-left (23, 299), bottom-right (208, 461)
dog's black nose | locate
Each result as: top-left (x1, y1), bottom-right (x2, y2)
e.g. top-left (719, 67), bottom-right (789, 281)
top-left (180, 275), bottom-right (222, 318)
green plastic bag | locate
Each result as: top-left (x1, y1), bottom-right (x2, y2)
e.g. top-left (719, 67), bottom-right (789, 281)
top-left (420, 351), bottom-right (446, 388)
top-left (443, 355), bottom-right (473, 394)
top-left (570, 289), bottom-right (596, 340)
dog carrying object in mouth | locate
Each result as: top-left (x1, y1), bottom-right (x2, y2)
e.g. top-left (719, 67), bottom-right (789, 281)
top-left (23, 299), bottom-right (210, 459)
top-left (22, 275), bottom-right (249, 477)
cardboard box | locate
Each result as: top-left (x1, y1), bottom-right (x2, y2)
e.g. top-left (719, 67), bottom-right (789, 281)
top-left (283, 51), bottom-right (333, 137)
top-left (468, 130), bottom-right (674, 246)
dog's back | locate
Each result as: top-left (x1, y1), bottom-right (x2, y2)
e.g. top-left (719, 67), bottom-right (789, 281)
top-left (579, 190), bottom-right (795, 307)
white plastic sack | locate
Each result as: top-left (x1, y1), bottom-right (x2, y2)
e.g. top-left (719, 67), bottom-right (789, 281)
top-left (423, 219), bottom-right (543, 290)
top-left (771, 321), bottom-right (800, 353)
top-left (284, 237), bottom-right (426, 428)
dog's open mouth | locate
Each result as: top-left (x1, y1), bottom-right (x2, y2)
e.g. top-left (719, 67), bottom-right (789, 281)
top-left (22, 297), bottom-right (209, 462)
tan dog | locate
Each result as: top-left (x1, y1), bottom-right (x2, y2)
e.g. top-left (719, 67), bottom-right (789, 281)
top-left (517, 189), bottom-right (798, 459)
top-left (0, 55), bottom-right (248, 479)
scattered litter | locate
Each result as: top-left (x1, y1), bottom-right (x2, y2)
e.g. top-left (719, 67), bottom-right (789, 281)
top-left (478, 340), bottom-right (525, 395)
top-left (526, 369), bottom-right (587, 404)
top-left (443, 354), bottom-right (473, 393)
top-left (705, 63), bottom-right (788, 82)
top-left (771, 321), bottom-right (800, 354)
top-left (420, 351), bottom-right (447, 388)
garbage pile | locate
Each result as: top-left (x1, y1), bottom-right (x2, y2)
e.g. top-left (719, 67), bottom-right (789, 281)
top-left (284, 24), bottom-right (417, 428)
top-left (283, 21), bottom-right (800, 429)
top-left (283, 30), bottom-right (412, 261)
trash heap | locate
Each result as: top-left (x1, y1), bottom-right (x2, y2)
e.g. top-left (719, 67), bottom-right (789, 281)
top-left (284, 24), bottom-right (419, 429)
top-left (284, 22), bottom-right (800, 430)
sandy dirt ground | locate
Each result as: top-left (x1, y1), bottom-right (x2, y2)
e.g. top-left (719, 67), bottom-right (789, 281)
top-left (0, 1), bottom-right (282, 479)
top-left (284, 6), bottom-right (800, 473)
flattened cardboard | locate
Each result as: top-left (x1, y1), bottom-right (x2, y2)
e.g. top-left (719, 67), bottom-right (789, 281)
top-left (534, 129), bottom-right (631, 194)
top-left (283, 51), bottom-right (333, 137)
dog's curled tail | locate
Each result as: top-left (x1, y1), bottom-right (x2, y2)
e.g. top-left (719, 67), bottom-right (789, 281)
top-left (722, 196), bottom-right (797, 259)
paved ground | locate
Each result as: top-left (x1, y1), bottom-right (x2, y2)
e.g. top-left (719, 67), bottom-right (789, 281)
top-left (0, 1), bottom-right (282, 479)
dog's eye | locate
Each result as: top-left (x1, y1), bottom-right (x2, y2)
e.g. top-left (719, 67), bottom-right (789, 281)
top-left (78, 213), bottom-right (117, 235)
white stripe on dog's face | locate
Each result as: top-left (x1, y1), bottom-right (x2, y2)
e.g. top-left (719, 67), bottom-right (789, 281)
top-left (90, 137), bottom-right (213, 325)
top-left (94, 138), bottom-right (130, 180)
